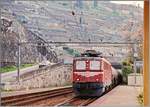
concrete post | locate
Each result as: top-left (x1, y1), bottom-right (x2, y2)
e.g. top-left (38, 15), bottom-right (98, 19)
top-left (133, 44), bottom-right (138, 85)
top-left (17, 42), bottom-right (21, 82)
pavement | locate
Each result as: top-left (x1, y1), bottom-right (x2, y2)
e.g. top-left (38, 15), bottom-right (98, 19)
top-left (89, 85), bottom-right (142, 106)
top-left (1, 65), bottom-right (39, 82)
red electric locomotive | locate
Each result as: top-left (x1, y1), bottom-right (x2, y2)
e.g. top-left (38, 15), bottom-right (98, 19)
top-left (72, 50), bottom-right (121, 96)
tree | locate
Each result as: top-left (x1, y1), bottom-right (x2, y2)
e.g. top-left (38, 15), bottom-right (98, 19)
top-left (122, 60), bottom-right (133, 84)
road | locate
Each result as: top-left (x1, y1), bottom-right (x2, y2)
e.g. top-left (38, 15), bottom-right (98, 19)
top-left (1, 65), bottom-right (39, 82)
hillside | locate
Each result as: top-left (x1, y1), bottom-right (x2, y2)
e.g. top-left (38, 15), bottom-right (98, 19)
top-left (0, 1), bottom-right (143, 65)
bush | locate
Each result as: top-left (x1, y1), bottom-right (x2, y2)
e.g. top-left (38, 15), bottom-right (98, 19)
top-left (122, 61), bottom-right (127, 66)
top-left (122, 66), bottom-right (132, 76)
top-left (122, 60), bottom-right (133, 83)
top-left (137, 92), bottom-right (143, 105)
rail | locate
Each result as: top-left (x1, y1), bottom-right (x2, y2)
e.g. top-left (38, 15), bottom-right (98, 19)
top-left (57, 97), bottom-right (98, 106)
top-left (1, 87), bottom-right (73, 106)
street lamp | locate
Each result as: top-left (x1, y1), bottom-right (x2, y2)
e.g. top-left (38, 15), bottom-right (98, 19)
top-left (133, 43), bottom-right (138, 86)
top-left (16, 21), bottom-right (23, 83)
top-left (17, 41), bottom-right (21, 83)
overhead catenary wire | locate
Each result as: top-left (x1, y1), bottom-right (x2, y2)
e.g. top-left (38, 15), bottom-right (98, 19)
top-left (18, 41), bottom-right (142, 45)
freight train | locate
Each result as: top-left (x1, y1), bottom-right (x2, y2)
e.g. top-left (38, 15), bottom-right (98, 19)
top-left (72, 50), bottom-right (122, 96)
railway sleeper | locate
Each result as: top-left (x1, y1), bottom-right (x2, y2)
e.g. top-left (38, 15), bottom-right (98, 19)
top-left (2, 89), bottom-right (71, 105)
top-left (10, 91), bottom-right (72, 106)
top-left (2, 90), bottom-right (72, 106)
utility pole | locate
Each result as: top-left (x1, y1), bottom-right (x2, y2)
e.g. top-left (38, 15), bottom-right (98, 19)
top-left (17, 40), bottom-right (21, 82)
top-left (133, 44), bottom-right (138, 85)
top-left (17, 23), bottom-right (22, 83)
top-left (93, 0), bottom-right (98, 8)
top-left (76, 0), bottom-right (83, 9)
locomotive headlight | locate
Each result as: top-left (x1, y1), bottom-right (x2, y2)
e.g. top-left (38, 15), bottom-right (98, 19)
top-left (77, 78), bottom-right (79, 81)
top-left (96, 79), bottom-right (99, 81)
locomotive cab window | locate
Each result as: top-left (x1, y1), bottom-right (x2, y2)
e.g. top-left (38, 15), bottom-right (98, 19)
top-left (90, 60), bottom-right (100, 70)
top-left (76, 61), bottom-right (86, 70)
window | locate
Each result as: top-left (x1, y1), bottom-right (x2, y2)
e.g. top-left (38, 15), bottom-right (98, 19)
top-left (90, 61), bottom-right (100, 70)
top-left (76, 61), bottom-right (86, 70)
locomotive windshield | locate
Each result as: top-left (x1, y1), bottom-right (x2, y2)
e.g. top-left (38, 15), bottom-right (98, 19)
top-left (76, 61), bottom-right (86, 70)
top-left (90, 61), bottom-right (100, 70)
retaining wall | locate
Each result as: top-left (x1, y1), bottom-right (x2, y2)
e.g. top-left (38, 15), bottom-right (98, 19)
top-left (3, 64), bottom-right (72, 91)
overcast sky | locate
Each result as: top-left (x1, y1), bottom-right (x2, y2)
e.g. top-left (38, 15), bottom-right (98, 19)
top-left (110, 1), bottom-right (144, 8)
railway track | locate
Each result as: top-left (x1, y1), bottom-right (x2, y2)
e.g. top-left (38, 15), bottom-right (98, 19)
top-left (1, 86), bottom-right (117, 106)
top-left (57, 97), bottom-right (98, 106)
top-left (56, 85), bottom-right (118, 106)
top-left (1, 87), bottom-right (73, 106)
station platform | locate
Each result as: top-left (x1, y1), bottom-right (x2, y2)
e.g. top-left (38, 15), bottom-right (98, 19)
top-left (1, 85), bottom-right (71, 97)
top-left (89, 85), bottom-right (142, 106)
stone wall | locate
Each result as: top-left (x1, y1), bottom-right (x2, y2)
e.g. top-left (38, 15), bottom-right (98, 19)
top-left (3, 64), bottom-right (72, 91)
